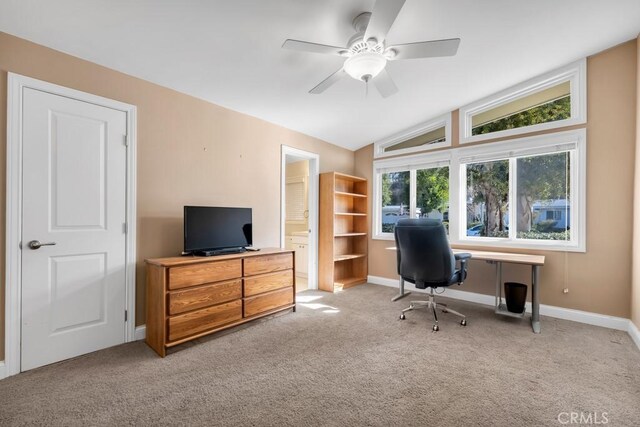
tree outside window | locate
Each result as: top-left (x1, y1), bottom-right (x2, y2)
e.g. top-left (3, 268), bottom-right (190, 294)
top-left (466, 160), bottom-right (509, 237)
top-left (516, 152), bottom-right (570, 240)
top-left (416, 167), bottom-right (449, 230)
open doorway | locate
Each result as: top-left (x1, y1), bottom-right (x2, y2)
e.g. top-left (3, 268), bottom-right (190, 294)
top-left (281, 146), bottom-right (319, 293)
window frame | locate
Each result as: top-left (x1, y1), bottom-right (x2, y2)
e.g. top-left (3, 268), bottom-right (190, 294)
top-left (373, 150), bottom-right (452, 240)
top-left (450, 129), bottom-right (586, 252)
top-left (374, 113), bottom-right (452, 159)
top-left (458, 59), bottom-right (587, 144)
top-left (372, 129), bottom-right (587, 252)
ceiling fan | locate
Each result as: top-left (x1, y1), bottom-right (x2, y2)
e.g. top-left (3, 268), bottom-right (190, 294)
top-left (282, 0), bottom-right (460, 98)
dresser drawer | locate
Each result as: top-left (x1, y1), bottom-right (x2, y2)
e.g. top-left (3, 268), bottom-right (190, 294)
top-left (244, 253), bottom-right (293, 276)
top-left (168, 259), bottom-right (242, 290)
top-left (244, 287), bottom-right (294, 317)
top-left (244, 270), bottom-right (293, 297)
top-left (168, 300), bottom-right (242, 342)
top-left (168, 279), bottom-right (242, 315)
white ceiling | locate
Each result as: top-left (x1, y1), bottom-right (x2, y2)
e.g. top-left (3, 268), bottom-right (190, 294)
top-left (2, 0), bottom-right (639, 151)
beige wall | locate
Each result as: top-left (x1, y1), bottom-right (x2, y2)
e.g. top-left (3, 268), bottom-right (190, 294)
top-left (0, 32), bottom-right (355, 360)
top-left (356, 39), bottom-right (638, 319)
top-left (633, 35), bottom-right (640, 330)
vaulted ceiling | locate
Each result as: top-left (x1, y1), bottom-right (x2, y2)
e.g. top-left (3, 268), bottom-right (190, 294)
top-left (1, 0), bottom-right (639, 150)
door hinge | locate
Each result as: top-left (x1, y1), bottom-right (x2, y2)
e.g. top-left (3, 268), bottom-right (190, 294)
top-left (123, 134), bottom-right (129, 147)
top-left (123, 222), bottom-right (128, 234)
top-left (125, 310), bottom-right (128, 322)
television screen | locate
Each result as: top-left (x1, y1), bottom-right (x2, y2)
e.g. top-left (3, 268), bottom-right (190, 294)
top-left (184, 206), bottom-right (252, 253)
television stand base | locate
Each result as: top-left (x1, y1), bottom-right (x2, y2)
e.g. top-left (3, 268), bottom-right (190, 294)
top-left (194, 247), bottom-right (247, 257)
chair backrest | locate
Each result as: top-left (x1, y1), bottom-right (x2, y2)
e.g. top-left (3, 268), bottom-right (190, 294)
top-left (394, 218), bottom-right (456, 287)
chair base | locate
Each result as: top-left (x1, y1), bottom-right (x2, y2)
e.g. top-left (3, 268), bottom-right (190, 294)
top-left (398, 288), bottom-right (467, 331)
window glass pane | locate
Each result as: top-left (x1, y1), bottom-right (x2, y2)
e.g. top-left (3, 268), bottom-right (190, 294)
top-left (516, 152), bottom-right (570, 240)
top-left (381, 171), bottom-right (410, 234)
top-left (416, 167), bottom-right (449, 232)
top-left (472, 81), bottom-right (571, 136)
top-left (466, 160), bottom-right (509, 237)
top-left (384, 126), bottom-right (446, 153)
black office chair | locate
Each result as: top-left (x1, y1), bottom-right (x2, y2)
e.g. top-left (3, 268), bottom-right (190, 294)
top-left (394, 218), bottom-right (472, 331)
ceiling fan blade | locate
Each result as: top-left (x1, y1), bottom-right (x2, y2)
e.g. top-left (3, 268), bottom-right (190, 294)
top-left (282, 39), bottom-right (347, 56)
top-left (388, 38), bottom-right (461, 60)
top-left (309, 68), bottom-right (347, 94)
top-left (373, 68), bottom-right (398, 98)
top-left (364, 0), bottom-right (407, 44)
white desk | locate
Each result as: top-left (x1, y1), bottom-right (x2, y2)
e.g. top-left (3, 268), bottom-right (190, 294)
top-left (386, 247), bottom-right (545, 333)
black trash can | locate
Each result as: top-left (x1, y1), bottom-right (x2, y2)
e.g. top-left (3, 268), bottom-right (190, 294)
top-left (504, 282), bottom-right (527, 314)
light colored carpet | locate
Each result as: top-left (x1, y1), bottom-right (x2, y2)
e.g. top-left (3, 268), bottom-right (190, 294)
top-left (0, 284), bottom-right (638, 426)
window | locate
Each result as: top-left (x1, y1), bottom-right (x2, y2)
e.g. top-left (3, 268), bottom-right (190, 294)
top-left (465, 159), bottom-right (509, 238)
top-left (285, 176), bottom-right (308, 224)
top-left (516, 152), bottom-right (570, 241)
top-left (472, 82), bottom-right (570, 136)
top-left (373, 151), bottom-right (451, 239)
top-left (416, 167), bottom-right (449, 230)
top-left (374, 114), bottom-right (451, 158)
top-left (459, 60), bottom-right (586, 144)
top-left (373, 129), bottom-right (586, 251)
top-left (381, 171), bottom-right (410, 234)
top-left (453, 129), bottom-right (585, 251)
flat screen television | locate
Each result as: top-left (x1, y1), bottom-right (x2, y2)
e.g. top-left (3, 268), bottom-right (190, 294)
top-left (184, 206), bottom-right (252, 255)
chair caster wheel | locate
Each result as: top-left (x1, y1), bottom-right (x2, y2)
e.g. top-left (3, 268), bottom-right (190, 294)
top-left (399, 314), bottom-right (406, 320)
top-left (432, 325), bottom-right (439, 332)
top-left (460, 319), bottom-right (467, 326)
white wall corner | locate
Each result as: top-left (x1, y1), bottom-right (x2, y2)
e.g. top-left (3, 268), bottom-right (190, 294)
top-left (368, 275), bottom-right (634, 335)
top-left (0, 361), bottom-right (5, 380)
top-left (135, 325), bottom-right (146, 341)
top-left (628, 321), bottom-right (640, 351)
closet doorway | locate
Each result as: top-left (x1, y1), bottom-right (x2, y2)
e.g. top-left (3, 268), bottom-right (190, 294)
top-left (280, 146), bottom-right (319, 292)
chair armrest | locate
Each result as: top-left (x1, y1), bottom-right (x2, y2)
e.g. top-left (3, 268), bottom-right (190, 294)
top-left (454, 253), bottom-right (472, 261)
top-left (454, 252), bottom-right (472, 284)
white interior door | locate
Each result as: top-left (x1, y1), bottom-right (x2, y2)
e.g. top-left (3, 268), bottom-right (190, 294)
top-left (21, 87), bottom-right (128, 371)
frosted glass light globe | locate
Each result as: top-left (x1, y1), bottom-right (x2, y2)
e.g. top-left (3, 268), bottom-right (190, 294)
top-left (344, 51), bottom-right (387, 82)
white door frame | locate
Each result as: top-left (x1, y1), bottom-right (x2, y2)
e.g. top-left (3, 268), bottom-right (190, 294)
top-left (5, 73), bottom-right (137, 378)
top-left (280, 146), bottom-right (319, 290)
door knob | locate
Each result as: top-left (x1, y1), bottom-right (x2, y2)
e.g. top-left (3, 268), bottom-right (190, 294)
top-left (28, 240), bottom-right (57, 250)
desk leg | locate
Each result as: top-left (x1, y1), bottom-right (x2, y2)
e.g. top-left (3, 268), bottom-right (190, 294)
top-left (494, 261), bottom-right (502, 310)
top-left (531, 265), bottom-right (540, 333)
top-left (391, 277), bottom-right (411, 301)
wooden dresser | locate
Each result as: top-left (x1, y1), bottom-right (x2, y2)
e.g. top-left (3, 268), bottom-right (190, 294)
top-left (145, 248), bottom-right (295, 357)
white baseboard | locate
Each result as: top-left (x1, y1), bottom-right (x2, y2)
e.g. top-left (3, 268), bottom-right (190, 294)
top-left (0, 361), bottom-right (5, 380)
top-left (135, 325), bottom-right (146, 341)
top-left (368, 275), bottom-right (636, 339)
top-left (629, 321), bottom-right (640, 350)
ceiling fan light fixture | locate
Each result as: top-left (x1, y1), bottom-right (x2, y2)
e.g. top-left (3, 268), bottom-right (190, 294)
top-left (344, 51), bottom-right (387, 82)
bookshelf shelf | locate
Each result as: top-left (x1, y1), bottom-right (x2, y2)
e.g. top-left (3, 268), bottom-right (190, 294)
top-left (334, 253), bottom-right (366, 262)
top-left (335, 191), bottom-right (368, 198)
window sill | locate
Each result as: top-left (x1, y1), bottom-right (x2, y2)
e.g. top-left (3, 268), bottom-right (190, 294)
top-left (451, 238), bottom-right (585, 253)
top-left (373, 234), bottom-right (395, 241)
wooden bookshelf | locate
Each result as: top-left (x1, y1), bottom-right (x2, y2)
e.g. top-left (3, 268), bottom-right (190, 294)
top-left (319, 172), bottom-right (368, 292)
